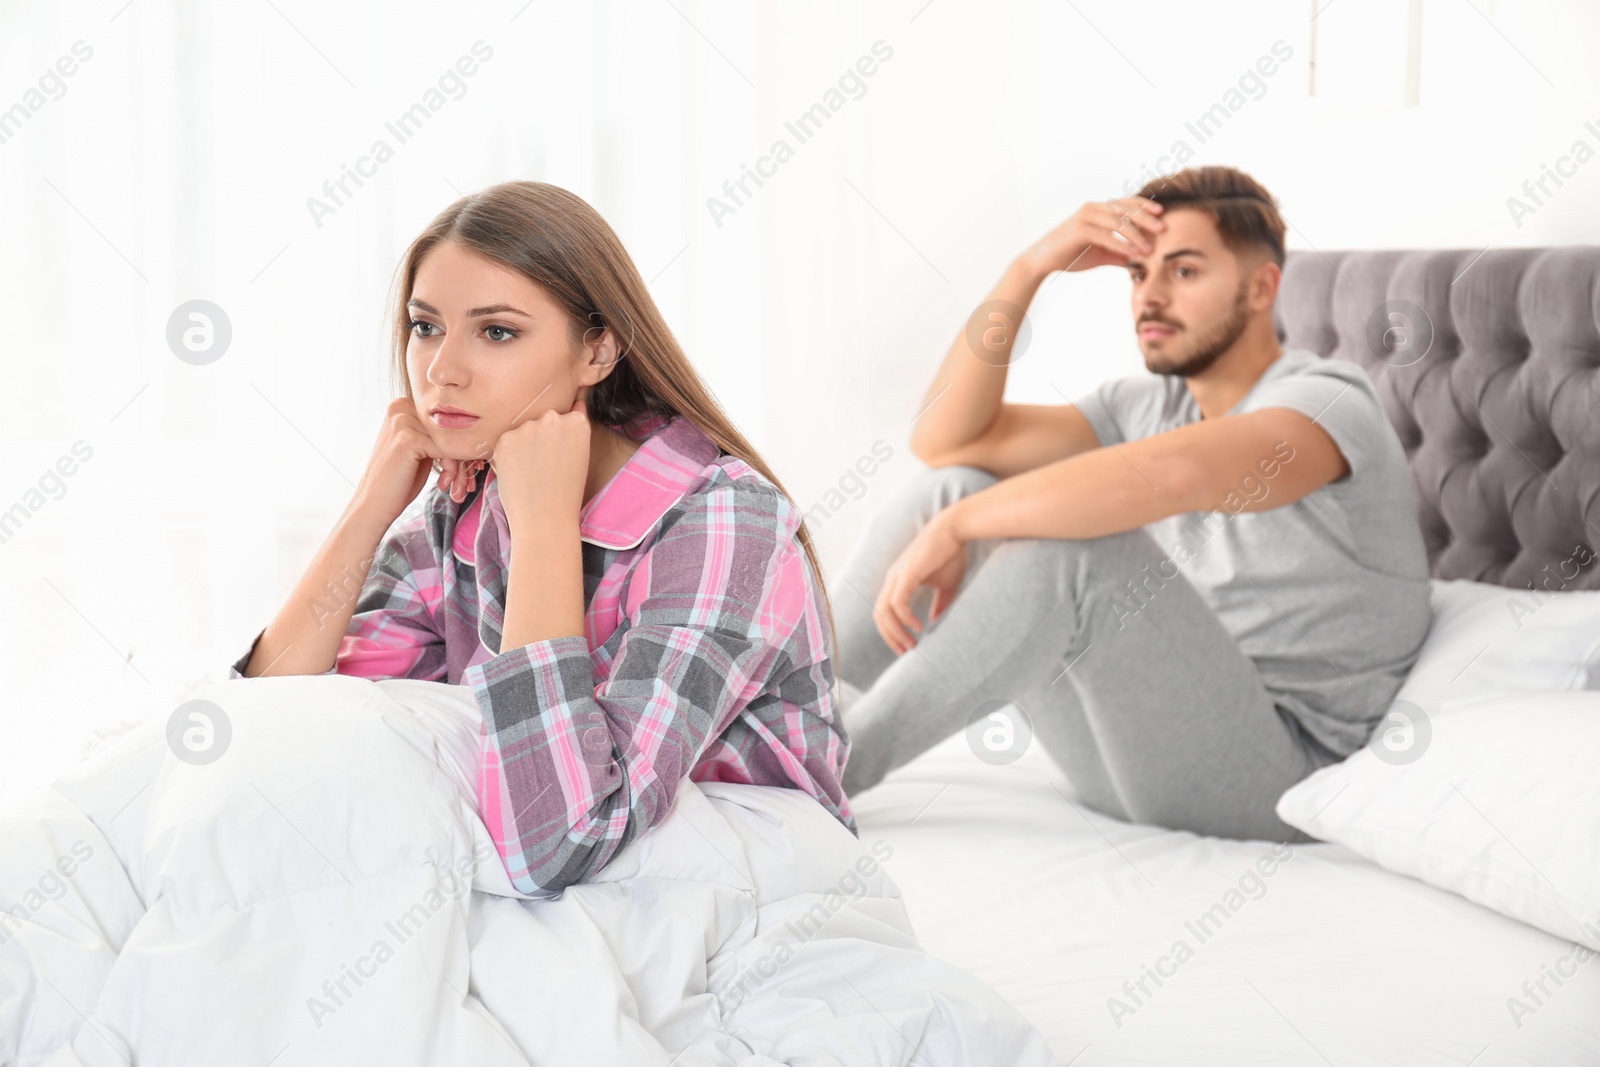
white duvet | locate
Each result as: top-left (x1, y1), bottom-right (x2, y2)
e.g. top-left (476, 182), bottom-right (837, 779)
top-left (0, 673), bottom-right (1052, 1066)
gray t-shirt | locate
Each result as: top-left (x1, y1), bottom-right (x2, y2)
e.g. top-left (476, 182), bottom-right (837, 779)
top-left (1072, 347), bottom-right (1432, 756)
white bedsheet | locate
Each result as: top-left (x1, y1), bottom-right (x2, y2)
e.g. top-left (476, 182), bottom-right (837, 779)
top-left (849, 730), bottom-right (1600, 1066)
top-left (0, 675), bottom-right (1053, 1066)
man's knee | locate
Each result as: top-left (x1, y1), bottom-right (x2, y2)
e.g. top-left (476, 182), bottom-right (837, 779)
top-left (960, 530), bottom-right (1177, 643)
top-left (907, 463), bottom-right (1000, 504)
top-left (977, 528), bottom-right (1163, 583)
top-left (874, 463), bottom-right (1000, 525)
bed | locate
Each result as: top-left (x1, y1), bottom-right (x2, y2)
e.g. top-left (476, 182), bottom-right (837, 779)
top-left (5, 247), bottom-right (1598, 1066)
top-left (846, 246), bottom-right (1600, 1065)
top-left (1, 673), bottom-right (1058, 1065)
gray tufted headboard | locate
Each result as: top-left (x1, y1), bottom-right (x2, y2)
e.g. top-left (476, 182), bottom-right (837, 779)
top-left (1273, 247), bottom-right (1600, 591)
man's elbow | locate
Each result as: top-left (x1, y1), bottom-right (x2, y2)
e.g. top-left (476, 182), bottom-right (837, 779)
top-left (908, 427), bottom-right (947, 467)
top-left (910, 434), bottom-right (981, 471)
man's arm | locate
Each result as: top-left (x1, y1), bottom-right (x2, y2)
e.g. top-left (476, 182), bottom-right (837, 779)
top-left (911, 198), bottom-right (1168, 478)
top-left (917, 400), bottom-right (1105, 480)
top-left (940, 406), bottom-right (1350, 542)
top-left (911, 259), bottom-right (1104, 477)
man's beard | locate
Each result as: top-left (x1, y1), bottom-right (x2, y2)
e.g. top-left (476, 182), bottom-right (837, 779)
top-left (1139, 281), bottom-right (1249, 378)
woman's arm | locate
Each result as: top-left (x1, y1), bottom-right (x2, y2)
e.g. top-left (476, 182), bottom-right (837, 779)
top-left (239, 397), bottom-right (452, 678)
top-left (499, 503), bottom-right (586, 650)
top-left (238, 498), bottom-right (394, 677)
top-left (230, 490), bottom-right (450, 682)
top-left (466, 481), bottom-right (827, 896)
top-left (494, 396), bottom-right (590, 651)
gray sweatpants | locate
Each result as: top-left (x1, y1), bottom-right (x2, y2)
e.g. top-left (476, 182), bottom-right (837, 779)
top-left (832, 464), bottom-right (1342, 844)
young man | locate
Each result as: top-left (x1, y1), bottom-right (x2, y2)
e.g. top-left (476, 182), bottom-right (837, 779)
top-left (833, 165), bottom-right (1431, 843)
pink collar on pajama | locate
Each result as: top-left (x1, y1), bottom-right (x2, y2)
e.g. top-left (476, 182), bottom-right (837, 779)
top-left (451, 411), bottom-right (700, 566)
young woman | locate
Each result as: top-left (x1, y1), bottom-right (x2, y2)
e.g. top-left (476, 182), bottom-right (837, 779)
top-left (230, 181), bottom-right (852, 895)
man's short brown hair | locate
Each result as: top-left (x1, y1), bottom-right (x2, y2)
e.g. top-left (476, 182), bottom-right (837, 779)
top-left (1134, 166), bottom-right (1286, 268)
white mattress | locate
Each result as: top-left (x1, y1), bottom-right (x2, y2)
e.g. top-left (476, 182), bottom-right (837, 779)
top-left (849, 730), bottom-right (1600, 1066)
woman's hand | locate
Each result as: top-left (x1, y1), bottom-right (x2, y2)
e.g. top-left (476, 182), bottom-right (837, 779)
top-left (490, 395), bottom-right (592, 533)
top-left (873, 510), bottom-right (969, 656)
top-left (351, 397), bottom-right (494, 520)
top-left (352, 398), bottom-right (451, 527)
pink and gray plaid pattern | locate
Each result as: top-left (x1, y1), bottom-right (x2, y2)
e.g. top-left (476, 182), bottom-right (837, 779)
top-left (231, 411), bottom-right (854, 895)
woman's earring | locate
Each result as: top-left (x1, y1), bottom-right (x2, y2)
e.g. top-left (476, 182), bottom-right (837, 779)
top-left (431, 458), bottom-right (444, 473)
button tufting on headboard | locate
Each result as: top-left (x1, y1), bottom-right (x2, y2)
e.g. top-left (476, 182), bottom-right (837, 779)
top-left (1273, 247), bottom-right (1600, 591)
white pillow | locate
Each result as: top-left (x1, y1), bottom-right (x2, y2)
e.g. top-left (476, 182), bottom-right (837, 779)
top-left (1277, 690), bottom-right (1600, 950)
top-left (1393, 579), bottom-right (1600, 716)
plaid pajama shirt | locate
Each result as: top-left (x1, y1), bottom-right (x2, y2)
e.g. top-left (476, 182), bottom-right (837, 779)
top-left (230, 410), bottom-right (854, 895)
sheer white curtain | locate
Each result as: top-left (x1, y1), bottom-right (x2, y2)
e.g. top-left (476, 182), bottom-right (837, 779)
top-left (4, 0), bottom-right (1594, 804)
top-left (0, 0), bottom-right (897, 802)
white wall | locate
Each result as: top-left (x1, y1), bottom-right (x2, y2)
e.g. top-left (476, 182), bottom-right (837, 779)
top-left (2, 0), bottom-right (1597, 803)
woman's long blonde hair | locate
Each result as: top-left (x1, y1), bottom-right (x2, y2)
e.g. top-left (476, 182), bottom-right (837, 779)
top-left (386, 180), bottom-right (836, 654)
